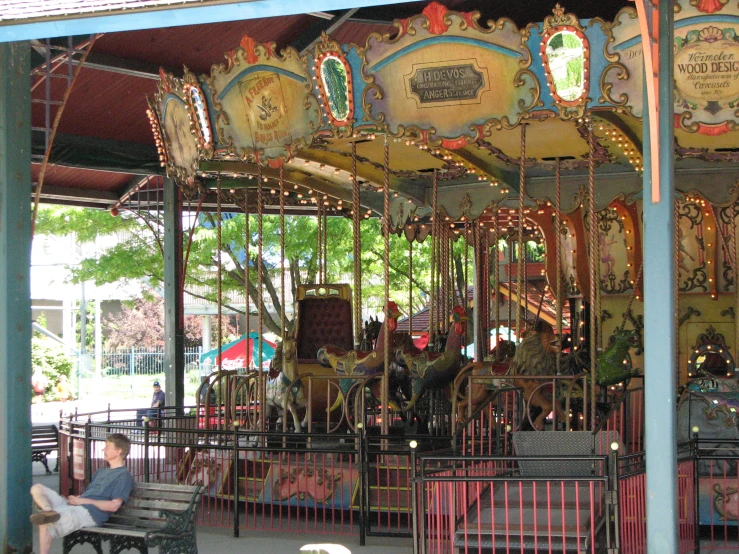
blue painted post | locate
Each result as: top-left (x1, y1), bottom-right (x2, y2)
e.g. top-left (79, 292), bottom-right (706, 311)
top-left (643, 1), bottom-right (677, 552)
top-left (0, 41), bottom-right (32, 553)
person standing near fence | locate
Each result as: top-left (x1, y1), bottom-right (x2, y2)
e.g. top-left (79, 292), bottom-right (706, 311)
top-left (136, 380), bottom-right (165, 426)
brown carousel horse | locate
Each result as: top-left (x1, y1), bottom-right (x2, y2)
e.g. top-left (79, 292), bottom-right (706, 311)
top-left (455, 338), bottom-right (516, 417)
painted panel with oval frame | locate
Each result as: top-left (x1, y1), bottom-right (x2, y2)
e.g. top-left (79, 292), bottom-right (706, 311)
top-left (183, 70), bottom-right (214, 157)
top-left (312, 33), bottom-right (355, 137)
top-left (539, 4), bottom-right (591, 119)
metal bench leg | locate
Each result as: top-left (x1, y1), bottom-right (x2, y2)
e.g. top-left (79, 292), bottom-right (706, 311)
top-left (41, 454), bottom-right (51, 475)
top-left (110, 535), bottom-right (148, 554)
top-left (157, 532), bottom-right (197, 554)
top-left (63, 531), bottom-right (103, 554)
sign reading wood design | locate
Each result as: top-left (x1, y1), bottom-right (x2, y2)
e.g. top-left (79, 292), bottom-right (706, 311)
top-left (675, 29), bottom-right (739, 109)
top-left (602, 1), bottom-right (739, 134)
top-left (406, 62), bottom-right (486, 105)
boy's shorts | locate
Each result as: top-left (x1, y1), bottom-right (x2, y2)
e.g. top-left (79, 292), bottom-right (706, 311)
top-left (35, 484), bottom-right (97, 539)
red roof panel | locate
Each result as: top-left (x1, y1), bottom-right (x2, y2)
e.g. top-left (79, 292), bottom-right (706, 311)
top-left (32, 163), bottom-right (133, 191)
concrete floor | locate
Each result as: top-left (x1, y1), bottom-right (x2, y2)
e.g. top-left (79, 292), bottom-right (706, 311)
top-left (31, 457), bottom-right (413, 554)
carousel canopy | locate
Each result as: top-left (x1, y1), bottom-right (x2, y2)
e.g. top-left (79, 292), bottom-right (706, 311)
top-left (15, 0), bottom-right (739, 220)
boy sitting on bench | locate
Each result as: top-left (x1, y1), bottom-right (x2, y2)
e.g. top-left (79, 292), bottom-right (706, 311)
top-left (30, 433), bottom-right (134, 554)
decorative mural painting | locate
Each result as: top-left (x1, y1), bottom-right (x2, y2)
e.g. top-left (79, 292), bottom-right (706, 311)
top-left (677, 199), bottom-right (721, 295)
top-left (152, 70), bottom-right (201, 183)
top-left (717, 204), bottom-right (738, 292)
top-left (603, 1), bottom-right (739, 134)
top-left (360, 2), bottom-right (539, 147)
top-left (261, 463), bottom-right (358, 509)
top-left (560, 219), bottom-right (579, 297)
top-left (203, 36), bottom-right (321, 164)
top-left (598, 208), bottom-right (631, 294)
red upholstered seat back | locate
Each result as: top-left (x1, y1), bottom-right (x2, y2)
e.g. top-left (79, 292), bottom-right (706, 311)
top-left (296, 297), bottom-right (354, 361)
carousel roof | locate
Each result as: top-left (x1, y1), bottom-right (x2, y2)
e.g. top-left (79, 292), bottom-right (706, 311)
top-left (0, 0), bottom-right (230, 22)
top-left (9, 0), bottom-right (739, 217)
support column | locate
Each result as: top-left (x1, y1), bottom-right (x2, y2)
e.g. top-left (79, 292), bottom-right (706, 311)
top-left (473, 228), bottom-right (485, 361)
top-left (642, 1), bottom-right (677, 551)
top-left (164, 177), bottom-right (184, 412)
top-left (0, 41), bottom-right (32, 553)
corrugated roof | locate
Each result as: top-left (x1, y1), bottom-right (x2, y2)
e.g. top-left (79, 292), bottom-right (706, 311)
top-left (31, 163), bottom-right (133, 191)
top-left (0, 1), bottom-right (240, 22)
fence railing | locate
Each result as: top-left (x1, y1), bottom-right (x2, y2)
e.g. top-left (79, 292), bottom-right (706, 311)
top-left (412, 453), bottom-right (614, 554)
top-left (99, 346), bottom-right (202, 377)
top-left (56, 412), bottom-right (739, 553)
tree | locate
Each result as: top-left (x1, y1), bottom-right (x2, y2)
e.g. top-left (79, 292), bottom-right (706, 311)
top-left (35, 203), bottom-right (476, 334)
top-left (104, 293), bottom-right (239, 348)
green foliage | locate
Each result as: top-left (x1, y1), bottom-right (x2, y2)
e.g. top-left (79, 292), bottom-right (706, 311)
top-left (32, 337), bottom-right (74, 401)
top-left (36, 205), bottom-right (474, 335)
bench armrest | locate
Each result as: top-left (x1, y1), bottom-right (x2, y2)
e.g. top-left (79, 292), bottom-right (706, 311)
top-left (149, 485), bottom-right (203, 539)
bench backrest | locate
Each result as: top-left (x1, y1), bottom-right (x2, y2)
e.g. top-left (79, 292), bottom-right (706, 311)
top-left (107, 482), bottom-right (203, 530)
top-left (31, 425), bottom-right (59, 450)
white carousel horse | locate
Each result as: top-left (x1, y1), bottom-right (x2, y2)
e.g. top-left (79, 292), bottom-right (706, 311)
top-left (265, 335), bottom-right (306, 432)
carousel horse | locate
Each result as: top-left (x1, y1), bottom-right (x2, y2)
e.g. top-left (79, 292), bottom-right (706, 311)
top-left (265, 334), bottom-right (306, 432)
top-left (316, 302), bottom-right (412, 411)
top-left (398, 305), bottom-right (468, 412)
top-left (507, 321), bottom-right (564, 431)
top-left (359, 316), bottom-right (382, 351)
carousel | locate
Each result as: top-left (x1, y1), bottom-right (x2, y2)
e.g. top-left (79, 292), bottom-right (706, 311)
top-left (53, 1), bottom-right (739, 552)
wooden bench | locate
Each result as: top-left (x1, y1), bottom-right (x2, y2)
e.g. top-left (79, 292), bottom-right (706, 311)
top-left (32, 425), bottom-right (59, 474)
top-left (63, 482), bottom-right (204, 554)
